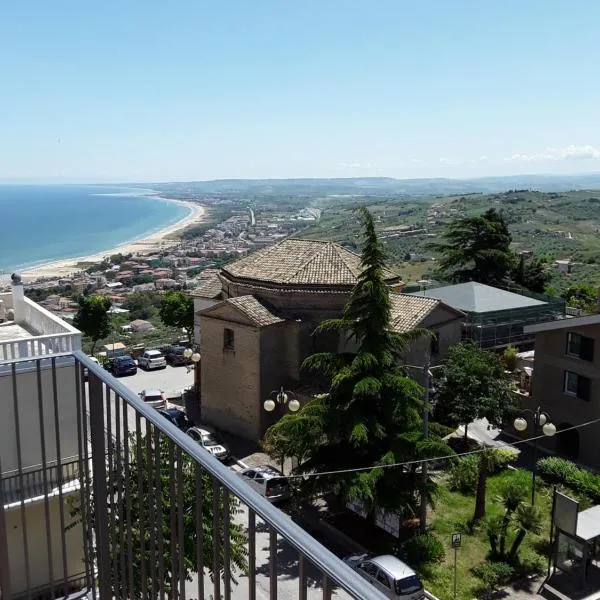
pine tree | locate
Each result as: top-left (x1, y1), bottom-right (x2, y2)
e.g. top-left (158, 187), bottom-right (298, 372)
top-left (429, 208), bottom-right (513, 286)
top-left (263, 207), bottom-right (449, 517)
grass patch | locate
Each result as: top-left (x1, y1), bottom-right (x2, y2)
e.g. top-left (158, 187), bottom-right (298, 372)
top-left (422, 469), bottom-right (554, 600)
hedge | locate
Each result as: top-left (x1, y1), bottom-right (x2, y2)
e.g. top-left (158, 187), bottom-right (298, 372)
top-left (537, 457), bottom-right (600, 502)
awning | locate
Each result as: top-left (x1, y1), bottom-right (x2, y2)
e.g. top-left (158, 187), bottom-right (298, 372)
top-left (576, 505), bottom-right (600, 541)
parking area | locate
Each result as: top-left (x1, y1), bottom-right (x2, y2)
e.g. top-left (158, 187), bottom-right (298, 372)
top-left (117, 363), bottom-right (194, 399)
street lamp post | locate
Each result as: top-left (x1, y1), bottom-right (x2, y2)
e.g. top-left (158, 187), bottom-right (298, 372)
top-left (183, 348), bottom-right (201, 417)
top-left (513, 406), bottom-right (556, 504)
top-left (264, 387), bottom-right (300, 472)
top-left (263, 386), bottom-right (301, 414)
top-left (405, 361), bottom-right (443, 534)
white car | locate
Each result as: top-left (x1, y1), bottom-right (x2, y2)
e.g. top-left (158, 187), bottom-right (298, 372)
top-left (238, 465), bottom-right (292, 503)
top-left (138, 349), bottom-right (167, 370)
top-left (343, 554), bottom-right (424, 600)
top-left (138, 389), bottom-right (167, 409)
top-left (187, 426), bottom-right (230, 461)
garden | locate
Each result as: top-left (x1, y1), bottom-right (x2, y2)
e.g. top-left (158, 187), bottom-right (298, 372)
top-left (402, 455), bottom-right (600, 599)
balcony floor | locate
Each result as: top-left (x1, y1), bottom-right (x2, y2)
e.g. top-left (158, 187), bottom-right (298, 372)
top-left (0, 323), bottom-right (34, 342)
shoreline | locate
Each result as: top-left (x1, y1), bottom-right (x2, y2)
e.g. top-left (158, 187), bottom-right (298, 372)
top-left (11, 197), bottom-right (205, 284)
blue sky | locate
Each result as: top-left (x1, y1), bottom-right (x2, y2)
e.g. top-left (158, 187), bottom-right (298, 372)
top-left (2, 1), bottom-right (600, 182)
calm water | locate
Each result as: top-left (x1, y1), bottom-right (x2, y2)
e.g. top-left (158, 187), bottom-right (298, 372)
top-left (0, 185), bottom-right (189, 272)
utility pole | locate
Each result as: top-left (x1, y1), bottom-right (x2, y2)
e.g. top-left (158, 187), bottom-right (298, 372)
top-left (419, 361), bottom-right (431, 534)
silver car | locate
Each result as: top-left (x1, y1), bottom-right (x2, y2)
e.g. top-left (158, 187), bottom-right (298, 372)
top-left (187, 426), bottom-right (230, 461)
top-left (343, 554), bottom-right (424, 600)
top-left (238, 466), bottom-right (292, 503)
top-left (138, 389), bottom-right (166, 409)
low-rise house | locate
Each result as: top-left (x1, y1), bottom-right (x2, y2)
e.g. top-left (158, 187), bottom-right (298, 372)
top-left (155, 278), bottom-right (178, 289)
top-left (522, 314), bottom-right (600, 468)
top-left (130, 319), bottom-right (155, 333)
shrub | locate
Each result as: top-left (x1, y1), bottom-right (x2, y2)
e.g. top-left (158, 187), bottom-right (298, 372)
top-left (489, 447), bottom-right (519, 474)
top-left (537, 457), bottom-right (600, 502)
top-left (401, 533), bottom-right (445, 566)
top-left (503, 345), bottom-right (519, 371)
top-left (473, 561), bottom-right (515, 592)
top-left (536, 457), bottom-right (580, 485)
top-left (448, 455), bottom-right (478, 494)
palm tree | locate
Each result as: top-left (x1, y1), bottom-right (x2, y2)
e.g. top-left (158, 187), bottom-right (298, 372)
top-left (497, 477), bottom-right (528, 556)
top-left (508, 504), bottom-right (543, 562)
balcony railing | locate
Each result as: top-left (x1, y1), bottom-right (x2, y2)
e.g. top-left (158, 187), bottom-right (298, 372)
top-left (0, 351), bottom-right (386, 600)
top-left (0, 291), bottom-right (82, 361)
top-left (2, 458), bottom-right (80, 506)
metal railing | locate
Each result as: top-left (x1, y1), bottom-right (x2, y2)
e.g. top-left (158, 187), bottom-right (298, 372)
top-left (0, 351), bottom-right (386, 600)
top-left (0, 332), bottom-right (82, 361)
top-left (2, 458), bottom-right (80, 506)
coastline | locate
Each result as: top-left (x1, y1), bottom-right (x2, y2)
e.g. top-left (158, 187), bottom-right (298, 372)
top-left (13, 198), bottom-right (205, 284)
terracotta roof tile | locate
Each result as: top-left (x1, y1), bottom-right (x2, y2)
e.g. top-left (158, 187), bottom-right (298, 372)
top-left (227, 295), bottom-right (284, 327)
top-left (390, 294), bottom-right (439, 333)
top-left (191, 274), bottom-right (222, 299)
top-left (222, 239), bottom-right (400, 287)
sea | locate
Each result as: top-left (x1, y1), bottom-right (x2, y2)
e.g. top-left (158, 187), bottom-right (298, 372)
top-left (0, 184), bottom-right (190, 273)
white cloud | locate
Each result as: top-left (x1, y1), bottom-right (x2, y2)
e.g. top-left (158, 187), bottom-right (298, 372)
top-left (340, 162), bottom-right (374, 169)
top-left (505, 144), bottom-right (600, 162)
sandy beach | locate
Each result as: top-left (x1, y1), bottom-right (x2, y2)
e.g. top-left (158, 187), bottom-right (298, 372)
top-left (12, 198), bottom-right (206, 284)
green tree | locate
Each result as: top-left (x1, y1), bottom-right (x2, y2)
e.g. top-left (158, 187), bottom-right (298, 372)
top-left (263, 207), bottom-right (450, 518)
top-left (429, 208), bottom-right (513, 286)
top-left (433, 342), bottom-right (515, 446)
top-left (563, 283), bottom-right (597, 314)
top-left (123, 291), bottom-right (162, 320)
top-left (508, 504), bottom-right (543, 561)
top-left (159, 291), bottom-right (194, 343)
top-left (73, 295), bottom-right (112, 354)
top-left (69, 435), bottom-right (246, 598)
top-left (512, 254), bottom-right (550, 294)
top-left (502, 345), bottom-right (519, 372)
top-left (473, 447), bottom-right (518, 523)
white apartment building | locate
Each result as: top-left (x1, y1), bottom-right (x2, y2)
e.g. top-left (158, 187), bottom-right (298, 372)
top-left (0, 274), bottom-right (85, 598)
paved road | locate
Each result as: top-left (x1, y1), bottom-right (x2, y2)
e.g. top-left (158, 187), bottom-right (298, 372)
top-left (189, 504), bottom-right (355, 600)
top-left (119, 363), bottom-right (194, 399)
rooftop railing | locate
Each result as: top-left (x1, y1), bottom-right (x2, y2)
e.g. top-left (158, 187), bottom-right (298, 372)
top-left (0, 351), bottom-right (386, 600)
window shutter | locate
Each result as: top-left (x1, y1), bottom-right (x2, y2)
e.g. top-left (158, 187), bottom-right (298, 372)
top-left (577, 376), bottom-right (592, 401)
top-left (580, 336), bottom-right (595, 362)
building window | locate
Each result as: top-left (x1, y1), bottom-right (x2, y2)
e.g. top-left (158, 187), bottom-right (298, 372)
top-left (224, 328), bottom-right (235, 350)
top-left (566, 332), bottom-right (594, 361)
top-left (564, 370), bottom-right (591, 401)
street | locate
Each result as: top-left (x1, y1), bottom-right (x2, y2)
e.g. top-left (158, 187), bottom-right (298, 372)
top-left (99, 366), bottom-right (359, 599)
top-left (190, 505), bottom-right (355, 600)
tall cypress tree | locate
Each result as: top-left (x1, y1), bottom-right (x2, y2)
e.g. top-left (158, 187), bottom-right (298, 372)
top-left (263, 207), bottom-right (449, 517)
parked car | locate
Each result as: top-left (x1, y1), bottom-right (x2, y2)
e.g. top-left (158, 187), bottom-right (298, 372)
top-left (187, 426), bottom-right (230, 461)
top-left (166, 345), bottom-right (191, 366)
top-left (343, 554), bottom-right (424, 600)
top-left (157, 407), bottom-right (192, 431)
top-left (238, 466), bottom-right (291, 503)
top-left (105, 355), bottom-right (137, 377)
top-left (138, 349), bottom-right (167, 370)
top-left (138, 389), bottom-right (167, 409)
top-left (83, 356), bottom-right (100, 381)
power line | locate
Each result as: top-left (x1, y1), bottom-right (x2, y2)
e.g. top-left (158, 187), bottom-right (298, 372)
top-left (285, 415), bottom-right (600, 481)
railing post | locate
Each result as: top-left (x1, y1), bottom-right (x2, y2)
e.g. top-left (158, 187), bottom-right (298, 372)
top-left (0, 458), bottom-right (13, 600)
top-left (89, 372), bottom-right (112, 600)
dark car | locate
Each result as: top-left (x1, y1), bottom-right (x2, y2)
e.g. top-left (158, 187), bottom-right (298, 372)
top-left (105, 355), bottom-right (137, 377)
top-left (166, 346), bottom-right (191, 366)
top-left (157, 407), bottom-right (192, 431)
